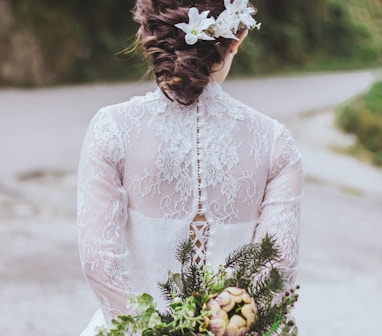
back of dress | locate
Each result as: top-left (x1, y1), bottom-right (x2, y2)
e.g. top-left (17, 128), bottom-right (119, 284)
top-left (77, 82), bottom-right (303, 322)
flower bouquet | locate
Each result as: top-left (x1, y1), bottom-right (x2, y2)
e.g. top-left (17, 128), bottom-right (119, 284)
top-left (96, 235), bottom-right (299, 336)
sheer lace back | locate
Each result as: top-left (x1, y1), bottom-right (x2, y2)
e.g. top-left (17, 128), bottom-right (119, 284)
top-left (190, 103), bottom-right (210, 266)
top-left (77, 82), bottom-right (303, 322)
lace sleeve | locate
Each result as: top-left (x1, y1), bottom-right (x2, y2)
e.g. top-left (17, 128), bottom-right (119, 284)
top-left (255, 124), bottom-right (304, 286)
top-left (77, 108), bottom-right (134, 324)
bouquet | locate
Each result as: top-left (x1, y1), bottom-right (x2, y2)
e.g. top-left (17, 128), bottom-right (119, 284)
top-left (96, 235), bottom-right (299, 336)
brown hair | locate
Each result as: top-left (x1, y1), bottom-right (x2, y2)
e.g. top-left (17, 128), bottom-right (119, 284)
top-left (133, 0), bottom-right (233, 105)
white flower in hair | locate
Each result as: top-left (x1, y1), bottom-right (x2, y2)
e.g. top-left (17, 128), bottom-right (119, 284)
top-left (175, 1), bottom-right (261, 45)
top-left (175, 7), bottom-right (216, 45)
top-left (211, 10), bottom-right (239, 40)
top-left (224, 0), bottom-right (258, 31)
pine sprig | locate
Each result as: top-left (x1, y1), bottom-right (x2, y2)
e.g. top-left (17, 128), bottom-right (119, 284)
top-left (223, 243), bottom-right (259, 269)
top-left (175, 239), bottom-right (195, 265)
top-left (173, 239), bottom-right (207, 298)
top-left (158, 276), bottom-right (181, 304)
top-left (181, 263), bottom-right (204, 297)
top-left (224, 235), bottom-right (282, 293)
top-left (258, 235), bottom-right (282, 262)
top-left (252, 268), bottom-right (285, 306)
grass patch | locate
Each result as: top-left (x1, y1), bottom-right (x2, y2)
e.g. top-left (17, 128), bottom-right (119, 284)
top-left (336, 81), bottom-right (382, 166)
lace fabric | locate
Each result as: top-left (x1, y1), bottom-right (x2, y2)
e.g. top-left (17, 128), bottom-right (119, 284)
top-left (77, 82), bottom-right (304, 325)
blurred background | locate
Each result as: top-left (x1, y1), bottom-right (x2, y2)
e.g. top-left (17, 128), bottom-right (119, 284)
top-left (1, 1), bottom-right (382, 335)
top-left (0, 0), bottom-right (381, 86)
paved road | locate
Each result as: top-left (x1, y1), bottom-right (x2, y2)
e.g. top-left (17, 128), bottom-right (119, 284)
top-left (0, 70), bottom-right (381, 335)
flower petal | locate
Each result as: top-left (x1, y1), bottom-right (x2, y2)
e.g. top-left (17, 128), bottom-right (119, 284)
top-left (215, 291), bottom-right (231, 306)
top-left (242, 292), bottom-right (251, 304)
top-left (198, 31), bottom-right (215, 41)
top-left (241, 303), bottom-right (257, 325)
top-left (188, 7), bottom-right (200, 25)
top-left (209, 318), bottom-right (227, 336)
top-left (175, 23), bottom-right (190, 33)
top-left (220, 299), bottom-right (235, 312)
top-left (226, 287), bottom-right (243, 296)
top-left (185, 33), bottom-right (198, 45)
top-left (214, 309), bottom-right (229, 324)
top-left (225, 323), bottom-right (239, 336)
top-left (229, 315), bottom-right (246, 328)
top-left (206, 299), bottom-right (221, 313)
top-left (198, 17), bottom-right (216, 31)
top-left (237, 326), bottom-right (249, 336)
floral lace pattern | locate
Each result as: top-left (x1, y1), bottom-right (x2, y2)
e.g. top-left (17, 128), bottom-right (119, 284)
top-left (77, 82), bottom-right (304, 323)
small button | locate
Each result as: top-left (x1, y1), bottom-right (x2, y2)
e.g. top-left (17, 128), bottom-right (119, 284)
top-left (199, 208), bottom-right (206, 215)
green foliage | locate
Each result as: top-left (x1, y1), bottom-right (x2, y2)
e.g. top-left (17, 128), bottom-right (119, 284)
top-left (364, 82), bottom-right (382, 112)
top-left (343, 0), bottom-right (382, 65)
top-left (246, 0), bottom-right (378, 73)
top-left (8, 0), bottom-right (143, 84)
top-left (96, 294), bottom-right (163, 336)
top-left (337, 81), bottom-right (382, 165)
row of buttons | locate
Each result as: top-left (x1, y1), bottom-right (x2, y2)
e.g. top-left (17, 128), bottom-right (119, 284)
top-left (195, 104), bottom-right (214, 266)
top-left (196, 103), bottom-right (206, 213)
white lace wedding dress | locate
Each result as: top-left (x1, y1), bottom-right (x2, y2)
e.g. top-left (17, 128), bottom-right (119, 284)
top-left (77, 82), bottom-right (304, 335)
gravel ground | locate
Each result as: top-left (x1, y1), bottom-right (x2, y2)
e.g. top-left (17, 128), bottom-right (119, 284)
top-left (0, 70), bottom-right (381, 335)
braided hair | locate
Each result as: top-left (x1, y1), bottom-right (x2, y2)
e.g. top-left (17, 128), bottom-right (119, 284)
top-left (133, 0), bottom-right (234, 105)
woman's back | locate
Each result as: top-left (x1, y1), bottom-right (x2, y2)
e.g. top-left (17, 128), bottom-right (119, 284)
top-left (78, 81), bottom-right (303, 316)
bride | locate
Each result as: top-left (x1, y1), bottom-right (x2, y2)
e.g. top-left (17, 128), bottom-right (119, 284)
top-left (77, 0), bottom-right (303, 334)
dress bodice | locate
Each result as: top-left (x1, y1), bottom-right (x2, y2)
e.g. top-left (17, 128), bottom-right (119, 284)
top-left (77, 82), bottom-right (304, 324)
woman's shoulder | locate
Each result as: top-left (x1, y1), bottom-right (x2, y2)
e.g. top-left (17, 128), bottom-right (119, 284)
top-left (219, 88), bottom-right (299, 151)
top-left (95, 88), bottom-right (163, 118)
top-left (219, 88), bottom-right (280, 129)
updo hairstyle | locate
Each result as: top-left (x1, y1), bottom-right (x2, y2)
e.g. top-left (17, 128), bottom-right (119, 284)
top-left (133, 0), bottom-right (235, 105)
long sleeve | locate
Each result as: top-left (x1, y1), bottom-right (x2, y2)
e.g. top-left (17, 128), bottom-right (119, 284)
top-left (77, 109), bottom-right (134, 324)
top-left (255, 123), bottom-right (304, 286)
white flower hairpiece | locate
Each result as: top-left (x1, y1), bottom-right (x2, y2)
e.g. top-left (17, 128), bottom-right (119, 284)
top-left (175, 0), bottom-right (261, 46)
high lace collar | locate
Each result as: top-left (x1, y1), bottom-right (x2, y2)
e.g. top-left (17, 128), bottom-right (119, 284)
top-left (155, 81), bottom-right (226, 113)
top-left (200, 81), bottom-right (225, 99)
